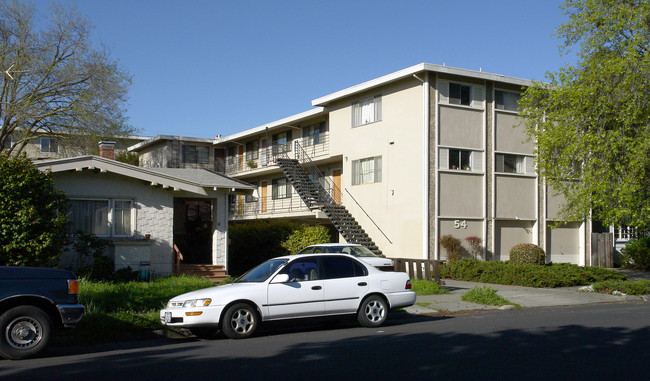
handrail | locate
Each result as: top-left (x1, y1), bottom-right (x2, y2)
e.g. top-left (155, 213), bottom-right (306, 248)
top-left (344, 188), bottom-right (393, 244)
top-left (173, 244), bottom-right (183, 274)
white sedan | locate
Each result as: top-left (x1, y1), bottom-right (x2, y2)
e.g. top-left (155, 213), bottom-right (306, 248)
top-left (160, 253), bottom-right (415, 339)
top-left (296, 243), bottom-right (395, 271)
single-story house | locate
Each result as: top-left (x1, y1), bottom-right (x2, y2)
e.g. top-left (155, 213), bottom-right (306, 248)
top-left (36, 142), bottom-right (254, 276)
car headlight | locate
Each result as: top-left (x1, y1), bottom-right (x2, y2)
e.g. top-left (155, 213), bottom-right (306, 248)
top-left (182, 298), bottom-right (212, 307)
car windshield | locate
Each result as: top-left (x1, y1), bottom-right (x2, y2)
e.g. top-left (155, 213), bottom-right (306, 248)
top-left (235, 259), bottom-right (288, 283)
top-left (349, 246), bottom-right (379, 257)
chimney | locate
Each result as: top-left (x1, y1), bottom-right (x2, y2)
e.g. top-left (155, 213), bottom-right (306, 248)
top-left (98, 141), bottom-right (116, 160)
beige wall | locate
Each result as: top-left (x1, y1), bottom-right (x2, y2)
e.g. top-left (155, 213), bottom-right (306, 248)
top-left (546, 185), bottom-right (568, 221)
top-left (439, 219), bottom-right (484, 260)
top-left (495, 220), bottom-right (534, 260)
top-left (495, 176), bottom-right (536, 219)
top-left (328, 77), bottom-right (425, 259)
top-left (439, 172), bottom-right (483, 217)
top-left (495, 112), bottom-right (534, 154)
top-left (439, 106), bottom-right (484, 149)
top-left (546, 222), bottom-right (581, 264)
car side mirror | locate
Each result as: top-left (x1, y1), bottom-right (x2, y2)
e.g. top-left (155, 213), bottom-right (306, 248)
top-left (271, 273), bottom-right (289, 283)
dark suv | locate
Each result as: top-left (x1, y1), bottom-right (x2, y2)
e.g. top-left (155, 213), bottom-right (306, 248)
top-left (0, 267), bottom-right (85, 360)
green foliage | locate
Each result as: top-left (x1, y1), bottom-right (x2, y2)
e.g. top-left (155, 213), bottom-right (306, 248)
top-left (410, 279), bottom-right (449, 295)
top-left (461, 286), bottom-right (520, 308)
top-left (228, 219), bottom-right (301, 276)
top-left (114, 151), bottom-right (139, 165)
top-left (0, 154), bottom-right (70, 266)
top-left (519, 0), bottom-right (650, 229)
top-left (620, 237), bottom-right (650, 271)
top-left (439, 235), bottom-right (462, 262)
top-left (591, 279), bottom-right (650, 295)
top-left (281, 224), bottom-right (331, 254)
top-left (70, 232), bottom-right (114, 281)
top-left (465, 236), bottom-right (482, 260)
top-left (509, 243), bottom-right (546, 265)
top-left (441, 259), bottom-right (626, 288)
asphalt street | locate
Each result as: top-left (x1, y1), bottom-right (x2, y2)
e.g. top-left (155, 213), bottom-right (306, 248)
top-left (1, 303), bottom-right (648, 381)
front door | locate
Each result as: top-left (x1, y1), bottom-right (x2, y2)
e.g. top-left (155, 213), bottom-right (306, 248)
top-left (332, 169), bottom-right (342, 204)
top-left (238, 146), bottom-right (244, 171)
top-left (261, 181), bottom-right (268, 213)
top-left (173, 198), bottom-right (213, 264)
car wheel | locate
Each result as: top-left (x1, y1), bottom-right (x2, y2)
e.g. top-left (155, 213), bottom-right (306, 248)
top-left (357, 295), bottom-right (387, 328)
top-left (0, 306), bottom-right (52, 360)
top-left (189, 327), bottom-right (217, 340)
top-left (221, 303), bottom-right (258, 339)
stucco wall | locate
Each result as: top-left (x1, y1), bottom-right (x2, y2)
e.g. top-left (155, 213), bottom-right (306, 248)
top-left (438, 172), bottom-right (483, 217)
top-left (495, 175), bottom-right (536, 219)
top-left (439, 106), bottom-right (484, 149)
top-left (494, 220), bottom-right (534, 260)
top-left (53, 171), bottom-right (175, 274)
top-left (546, 222), bottom-right (581, 264)
top-left (495, 112), bottom-right (534, 154)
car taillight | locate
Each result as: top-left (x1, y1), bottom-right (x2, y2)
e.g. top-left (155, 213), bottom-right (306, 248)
top-left (68, 279), bottom-right (79, 294)
top-left (405, 280), bottom-right (412, 290)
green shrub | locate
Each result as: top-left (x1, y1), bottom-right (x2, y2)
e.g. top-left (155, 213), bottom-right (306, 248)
top-left (0, 154), bottom-right (70, 266)
top-left (509, 243), bottom-right (546, 265)
top-left (71, 232), bottom-right (114, 281)
top-left (461, 286), bottom-right (519, 307)
top-left (441, 259), bottom-right (626, 288)
top-left (281, 224), bottom-right (331, 254)
top-left (591, 279), bottom-right (650, 295)
top-left (465, 236), bottom-right (482, 260)
top-left (440, 235), bottom-right (462, 262)
top-left (620, 237), bottom-right (650, 271)
top-left (410, 279), bottom-right (449, 295)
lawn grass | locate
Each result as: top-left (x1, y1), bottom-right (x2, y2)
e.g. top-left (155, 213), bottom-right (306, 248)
top-left (461, 286), bottom-right (520, 308)
top-left (410, 278), bottom-right (449, 295)
top-left (591, 279), bottom-right (650, 295)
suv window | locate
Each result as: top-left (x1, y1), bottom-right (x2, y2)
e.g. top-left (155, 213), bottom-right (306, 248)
top-left (322, 256), bottom-right (367, 279)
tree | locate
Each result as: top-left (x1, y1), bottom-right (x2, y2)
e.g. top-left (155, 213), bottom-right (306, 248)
top-left (0, 0), bottom-right (134, 156)
top-left (280, 224), bottom-right (331, 254)
top-left (519, 0), bottom-right (650, 230)
top-left (0, 154), bottom-right (70, 266)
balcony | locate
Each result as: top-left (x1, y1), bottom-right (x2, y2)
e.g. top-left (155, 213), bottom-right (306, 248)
top-left (224, 132), bottom-right (330, 176)
top-left (229, 186), bottom-right (334, 220)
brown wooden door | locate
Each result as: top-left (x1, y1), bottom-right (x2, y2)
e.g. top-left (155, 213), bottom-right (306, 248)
top-left (238, 146), bottom-right (244, 171)
top-left (333, 169), bottom-right (341, 204)
top-left (261, 181), bottom-right (268, 213)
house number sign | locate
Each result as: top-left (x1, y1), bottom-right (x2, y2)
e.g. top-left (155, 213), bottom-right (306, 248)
top-left (454, 220), bottom-right (468, 229)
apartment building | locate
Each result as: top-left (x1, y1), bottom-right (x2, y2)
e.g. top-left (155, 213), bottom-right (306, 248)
top-left (211, 63), bottom-right (588, 265)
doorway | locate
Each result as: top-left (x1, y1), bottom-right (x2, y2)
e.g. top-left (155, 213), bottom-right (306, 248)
top-left (173, 198), bottom-right (213, 264)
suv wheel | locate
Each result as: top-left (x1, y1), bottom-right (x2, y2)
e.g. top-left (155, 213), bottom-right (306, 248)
top-left (0, 306), bottom-right (52, 360)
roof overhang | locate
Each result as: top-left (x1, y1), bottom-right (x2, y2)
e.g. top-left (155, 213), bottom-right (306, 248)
top-left (311, 63), bottom-right (534, 107)
top-left (128, 135), bottom-right (215, 152)
top-left (214, 107), bottom-right (327, 145)
top-left (37, 156), bottom-right (254, 196)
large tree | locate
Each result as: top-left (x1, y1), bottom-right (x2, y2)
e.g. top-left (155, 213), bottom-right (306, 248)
top-left (0, 0), bottom-right (133, 155)
top-left (519, 0), bottom-right (650, 230)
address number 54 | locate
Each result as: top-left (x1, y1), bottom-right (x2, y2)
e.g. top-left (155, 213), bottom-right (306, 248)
top-left (454, 220), bottom-right (468, 229)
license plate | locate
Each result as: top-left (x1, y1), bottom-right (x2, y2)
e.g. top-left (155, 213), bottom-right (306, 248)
top-left (164, 311), bottom-right (172, 323)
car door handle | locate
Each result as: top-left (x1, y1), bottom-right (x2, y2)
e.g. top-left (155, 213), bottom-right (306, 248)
top-left (312, 286), bottom-right (322, 290)
top-left (358, 282), bottom-right (367, 286)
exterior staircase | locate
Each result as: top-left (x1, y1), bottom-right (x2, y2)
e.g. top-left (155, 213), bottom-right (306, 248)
top-left (275, 143), bottom-right (383, 256)
top-left (177, 264), bottom-right (229, 283)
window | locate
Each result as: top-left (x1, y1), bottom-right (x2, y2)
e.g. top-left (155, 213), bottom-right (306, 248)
top-left (40, 137), bottom-right (57, 153)
top-left (69, 199), bottom-right (134, 237)
top-left (113, 200), bottom-right (133, 236)
top-left (280, 258), bottom-right (319, 282)
top-left (183, 145), bottom-right (209, 164)
top-left (245, 182), bottom-right (259, 202)
top-left (69, 200), bottom-right (109, 236)
top-left (352, 156), bottom-right (382, 185)
top-left (272, 178), bottom-right (292, 199)
top-left (496, 153), bottom-right (524, 174)
top-left (245, 140), bottom-right (259, 161)
top-left (449, 149), bottom-right (472, 171)
top-left (303, 123), bottom-right (323, 146)
top-left (352, 96), bottom-right (381, 127)
top-left (495, 90), bottom-right (522, 111)
top-left (323, 256), bottom-right (367, 279)
top-left (449, 83), bottom-right (471, 106)
top-left (272, 131), bottom-right (291, 154)
top-left (227, 146), bottom-right (236, 165)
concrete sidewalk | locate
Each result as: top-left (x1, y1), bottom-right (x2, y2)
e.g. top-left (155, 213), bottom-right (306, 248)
top-left (405, 279), bottom-right (649, 315)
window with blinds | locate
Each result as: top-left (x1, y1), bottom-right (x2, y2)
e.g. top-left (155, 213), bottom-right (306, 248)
top-left (352, 156), bottom-right (382, 185)
top-left (352, 96), bottom-right (382, 127)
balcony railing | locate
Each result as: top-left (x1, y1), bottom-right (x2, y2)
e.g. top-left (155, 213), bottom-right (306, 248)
top-left (229, 187), bottom-right (334, 219)
top-left (224, 132), bottom-right (329, 175)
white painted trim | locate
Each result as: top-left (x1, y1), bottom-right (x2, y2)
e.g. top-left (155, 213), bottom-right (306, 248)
top-left (434, 72), bottom-right (440, 261)
top-left (423, 72), bottom-right (430, 260)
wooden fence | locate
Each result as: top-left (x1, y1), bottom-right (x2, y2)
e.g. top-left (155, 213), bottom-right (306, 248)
top-left (591, 233), bottom-right (614, 268)
top-left (393, 258), bottom-right (442, 283)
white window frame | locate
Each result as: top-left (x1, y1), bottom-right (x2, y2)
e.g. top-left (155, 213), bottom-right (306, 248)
top-left (352, 96), bottom-right (382, 127)
top-left (438, 147), bottom-right (483, 172)
top-left (272, 178), bottom-right (292, 199)
top-left (351, 156), bottom-right (382, 185)
top-left (438, 80), bottom-right (485, 109)
top-left (495, 153), bottom-right (535, 175)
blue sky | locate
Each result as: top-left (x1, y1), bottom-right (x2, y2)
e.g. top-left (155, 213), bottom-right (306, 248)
top-left (53, 0), bottom-right (573, 138)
